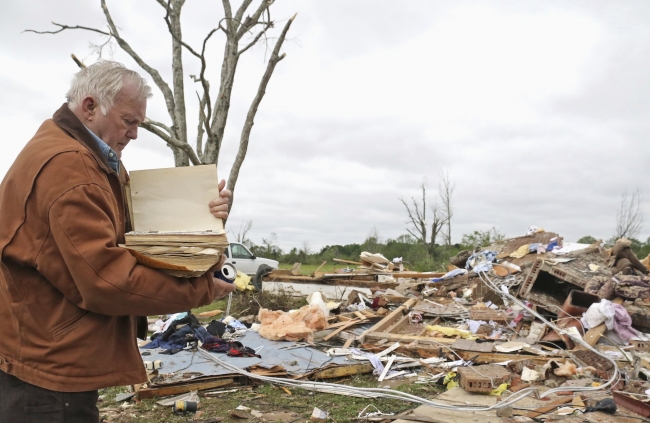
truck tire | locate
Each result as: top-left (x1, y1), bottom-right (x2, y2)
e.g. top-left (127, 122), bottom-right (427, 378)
top-left (252, 264), bottom-right (274, 292)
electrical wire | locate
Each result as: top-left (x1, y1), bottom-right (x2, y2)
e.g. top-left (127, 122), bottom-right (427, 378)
top-left (197, 347), bottom-right (541, 411)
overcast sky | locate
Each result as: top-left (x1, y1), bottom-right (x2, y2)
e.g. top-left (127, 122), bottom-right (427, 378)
top-left (1, 1), bottom-right (649, 253)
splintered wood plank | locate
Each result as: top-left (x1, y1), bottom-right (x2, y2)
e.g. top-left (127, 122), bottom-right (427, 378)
top-left (323, 319), bottom-right (364, 341)
top-left (358, 298), bottom-right (417, 343)
top-left (451, 339), bottom-right (495, 353)
top-left (387, 315), bottom-right (410, 334)
top-left (526, 397), bottom-right (574, 418)
top-left (343, 337), bottom-right (355, 348)
top-left (333, 258), bottom-right (363, 265)
top-left (308, 363), bottom-right (373, 379)
top-left (378, 355), bottom-right (396, 382)
top-left (326, 319), bottom-right (361, 330)
top-left (365, 333), bottom-right (457, 344)
top-left (136, 378), bottom-right (235, 399)
top-left (312, 261), bottom-right (327, 275)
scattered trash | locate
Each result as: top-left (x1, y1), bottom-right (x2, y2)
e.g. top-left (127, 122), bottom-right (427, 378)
top-left (310, 407), bottom-right (328, 422)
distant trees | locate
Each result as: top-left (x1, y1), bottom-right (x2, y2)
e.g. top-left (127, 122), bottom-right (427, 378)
top-left (461, 227), bottom-right (505, 249)
top-left (439, 172), bottom-right (455, 247)
top-left (614, 189), bottom-right (644, 240)
top-left (235, 219), bottom-right (253, 246)
top-left (577, 235), bottom-right (597, 244)
top-left (399, 173), bottom-right (454, 257)
top-left (361, 227), bottom-right (383, 254)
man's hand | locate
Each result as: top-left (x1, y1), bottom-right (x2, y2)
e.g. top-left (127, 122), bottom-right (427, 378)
top-left (207, 254), bottom-right (236, 300)
top-left (209, 179), bottom-right (232, 220)
top-left (212, 277), bottom-right (237, 299)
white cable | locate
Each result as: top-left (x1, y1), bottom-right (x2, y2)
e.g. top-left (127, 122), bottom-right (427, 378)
top-left (477, 270), bottom-right (620, 398)
top-left (197, 348), bottom-right (540, 411)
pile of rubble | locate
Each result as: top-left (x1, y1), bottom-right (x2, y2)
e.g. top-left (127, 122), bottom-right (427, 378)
top-left (134, 229), bottom-right (650, 422)
top-left (258, 229), bottom-right (650, 420)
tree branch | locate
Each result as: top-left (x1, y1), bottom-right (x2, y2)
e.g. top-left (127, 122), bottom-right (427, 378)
top-left (222, 0), bottom-right (235, 32)
top-left (144, 118), bottom-right (172, 134)
top-left (195, 91), bottom-right (208, 162)
top-left (226, 13), bottom-right (295, 214)
top-left (100, 0), bottom-right (177, 131)
top-left (233, 0), bottom-right (254, 31)
top-left (236, 0), bottom-right (271, 40)
top-left (23, 22), bottom-right (110, 36)
top-left (140, 120), bottom-right (201, 165)
top-left (238, 22), bottom-right (273, 56)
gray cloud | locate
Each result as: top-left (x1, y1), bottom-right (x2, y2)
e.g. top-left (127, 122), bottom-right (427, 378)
top-left (1, 0), bottom-right (649, 254)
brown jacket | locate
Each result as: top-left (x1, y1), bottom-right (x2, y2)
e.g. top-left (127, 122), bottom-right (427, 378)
top-left (0, 104), bottom-right (217, 392)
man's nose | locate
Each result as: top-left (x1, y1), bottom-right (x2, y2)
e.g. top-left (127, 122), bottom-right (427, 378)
top-left (127, 126), bottom-right (138, 140)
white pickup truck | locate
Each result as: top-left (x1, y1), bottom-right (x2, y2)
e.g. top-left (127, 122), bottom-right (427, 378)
top-left (224, 242), bottom-right (279, 276)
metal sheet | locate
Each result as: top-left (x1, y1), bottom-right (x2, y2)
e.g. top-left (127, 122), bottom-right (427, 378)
top-left (140, 331), bottom-right (352, 382)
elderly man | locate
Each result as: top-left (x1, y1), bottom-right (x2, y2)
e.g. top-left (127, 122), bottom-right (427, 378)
top-left (0, 61), bottom-right (235, 422)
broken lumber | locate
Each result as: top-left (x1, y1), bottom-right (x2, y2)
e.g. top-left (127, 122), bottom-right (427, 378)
top-left (333, 258), bottom-right (363, 265)
top-left (357, 298), bottom-right (417, 343)
top-left (136, 378), bottom-right (235, 399)
top-left (323, 319), bottom-right (364, 341)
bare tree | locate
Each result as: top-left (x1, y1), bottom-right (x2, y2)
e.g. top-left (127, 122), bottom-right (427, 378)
top-left (299, 241), bottom-right (311, 257)
top-left (26, 0), bottom-right (296, 218)
top-left (362, 227), bottom-right (383, 253)
top-left (261, 232), bottom-right (278, 255)
top-left (235, 219), bottom-right (253, 244)
top-left (399, 181), bottom-right (446, 256)
top-left (615, 189), bottom-right (644, 240)
top-left (439, 171), bottom-right (455, 246)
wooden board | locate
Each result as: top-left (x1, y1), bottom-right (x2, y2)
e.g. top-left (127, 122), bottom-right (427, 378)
top-left (357, 298), bottom-right (417, 343)
top-left (365, 332), bottom-right (457, 345)
top-left (307, 363), bottom-right (373, 379)
top-left (451, 339), bottom-right (496, 353)
top-left (136, 378), bottom-right (235, 399)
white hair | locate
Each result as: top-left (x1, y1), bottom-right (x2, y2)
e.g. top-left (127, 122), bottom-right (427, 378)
top-left (66, 61), bottom-right (152, 115)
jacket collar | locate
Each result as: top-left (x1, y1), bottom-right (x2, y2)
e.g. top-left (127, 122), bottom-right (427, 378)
top-left (52, 103), bottom-right (113, 174)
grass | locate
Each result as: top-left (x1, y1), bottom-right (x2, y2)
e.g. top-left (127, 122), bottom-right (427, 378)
top-left (99, 374), bottom-right (443, 422)
top-left (278, 262), bottom-right (354, 275)
top-left (189, 288), bottom-right (307, 325)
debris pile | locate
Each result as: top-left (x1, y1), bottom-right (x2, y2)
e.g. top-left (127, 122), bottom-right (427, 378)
top-left (132, 229), bottom-right (650, 422)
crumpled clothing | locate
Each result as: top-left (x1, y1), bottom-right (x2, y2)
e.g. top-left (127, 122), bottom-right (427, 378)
top-left (546, 238), bottom-right (559, 251)
top-left (614, 275), bottom-right (650, 300)
top-left (581, 300), bottom-right (638, 342)
top-left (509, 244), bottom-right (530, 259)
top-left (143, 322), bottom-right (210, 351)
top-left (466, 251), bottom-right (497, 273)
top-left (584, 276), bottom-right (616, 300)
top-left (149, 312), bottom-right (189, 335)
top-left (143, 324), bottom-right (195, 350)
top-left (201, 337), bottom-right (261, 358)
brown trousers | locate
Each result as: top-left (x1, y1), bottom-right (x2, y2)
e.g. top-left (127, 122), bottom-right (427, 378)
top-left (0, 371), bottom-right (99, 423)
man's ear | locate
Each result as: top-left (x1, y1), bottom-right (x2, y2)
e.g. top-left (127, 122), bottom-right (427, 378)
top-left (80, 96), bottom-right (98, 121)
